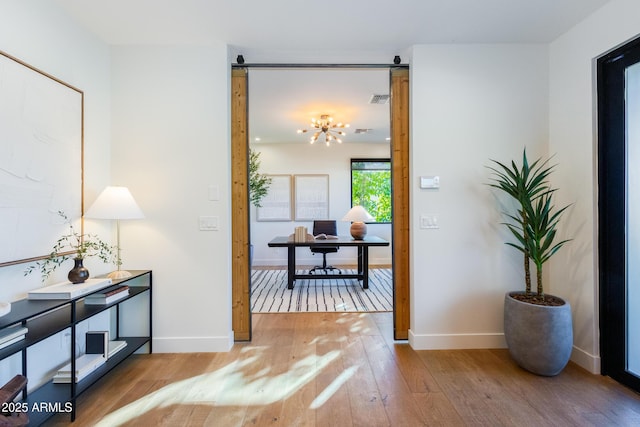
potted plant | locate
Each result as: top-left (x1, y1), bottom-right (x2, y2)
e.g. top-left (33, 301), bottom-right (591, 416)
top-left (488, 149), bottom-right (572, 376)
top-left (248, 148), bottom-right (272, 266)
top-left (25, 211), bottom-right (116, 284)
top-left (249, 148), bottom-right (272, 208)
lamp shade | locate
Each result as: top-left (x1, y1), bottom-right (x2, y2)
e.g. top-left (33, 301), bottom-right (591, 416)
top-left (84, 186), bottom-right (144, 219)
top-left (342, 205), bottom-right (373, 223)
top-left (342, 205), bottom-right (373, 240)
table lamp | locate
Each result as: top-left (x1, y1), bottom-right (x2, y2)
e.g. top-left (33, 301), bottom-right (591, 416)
top-left (84, 186), bottom-right (144, 279)
top-left (342, 205), bottom-right (373, 240)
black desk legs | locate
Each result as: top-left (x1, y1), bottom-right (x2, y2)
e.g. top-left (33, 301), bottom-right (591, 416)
top-left (286, 243), bottom-right (372, 289)
top-left (287, 246), bottom-right (296, 289)
top-left (362, 246), bottom-right (369, 289)
top-left (357, 245), bottom-right (370, 289)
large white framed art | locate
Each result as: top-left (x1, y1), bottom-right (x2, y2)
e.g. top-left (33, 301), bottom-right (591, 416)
top-left (0, 50), bottom-right (83, 266)
top-left (256, 174), bottom-right (292, 221)
top-left (294, 174), bottom-right (329, 220)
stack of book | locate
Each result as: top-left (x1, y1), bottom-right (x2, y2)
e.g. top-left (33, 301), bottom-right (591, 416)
top-left (84, 285), bottom-right (129, 305)
top-left (52, 353), bottom-right (106, 383)
top-left (0, 325), bottom-right (28, 350)
top-left (52, 331), bottom-right (128, 383)
top-left (294, 226), bottom-right (309, 242)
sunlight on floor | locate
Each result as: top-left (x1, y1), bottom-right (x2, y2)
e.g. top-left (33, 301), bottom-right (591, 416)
top-left (95, 337), bottom-right (359, 426)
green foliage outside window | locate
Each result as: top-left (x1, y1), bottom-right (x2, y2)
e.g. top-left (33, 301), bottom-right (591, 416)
top-left (351, 159), bottom-right (391, 223)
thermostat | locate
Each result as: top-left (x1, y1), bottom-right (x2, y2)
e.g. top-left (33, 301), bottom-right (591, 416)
top-left (420, 176), bottom-right (440, 189)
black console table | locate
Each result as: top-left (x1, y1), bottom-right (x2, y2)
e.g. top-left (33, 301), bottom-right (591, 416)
top-left (0, 270), bottom-right (152, 425)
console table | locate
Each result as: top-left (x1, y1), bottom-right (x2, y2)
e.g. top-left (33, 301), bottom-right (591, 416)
top-left (0, 270), bottom-right (152, 425)
top-left (267, 235), bottom-right (389, 289)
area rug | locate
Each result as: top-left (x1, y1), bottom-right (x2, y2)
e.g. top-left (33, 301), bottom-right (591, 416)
top-left (251, 268), bottom-right (393, 313)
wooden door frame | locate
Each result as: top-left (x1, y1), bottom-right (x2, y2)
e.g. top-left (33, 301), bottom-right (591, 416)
top-left (231, 63), bottom-right (410, 341)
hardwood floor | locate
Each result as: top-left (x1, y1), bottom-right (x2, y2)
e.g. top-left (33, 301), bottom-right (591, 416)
top-left (48, 312), bottom-right (640, 426)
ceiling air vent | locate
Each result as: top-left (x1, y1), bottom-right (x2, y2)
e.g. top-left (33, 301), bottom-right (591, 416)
top-left (369, 94), bottom-right (390, 104)
top-left (354, 128), bottom-right (373, 134)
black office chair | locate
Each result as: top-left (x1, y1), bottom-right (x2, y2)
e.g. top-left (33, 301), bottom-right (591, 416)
top-left (309, 220), bottom-right (341, 274)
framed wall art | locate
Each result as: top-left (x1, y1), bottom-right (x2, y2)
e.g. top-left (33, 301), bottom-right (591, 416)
top-left (0, 50), bottom-right (83, 266)
top-left (294, 174), bottom-right (329, 220)
top-left (256, 174), bottom-right (292, 221)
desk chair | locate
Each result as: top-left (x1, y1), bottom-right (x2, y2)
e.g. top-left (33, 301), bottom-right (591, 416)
top-left (309, 220), bottom-right (341, 274)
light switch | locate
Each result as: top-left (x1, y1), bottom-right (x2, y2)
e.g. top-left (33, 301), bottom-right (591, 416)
top-left (420, 214), bottom-right (439, 229)
top-left (199, 216), bottom-right (219, 231)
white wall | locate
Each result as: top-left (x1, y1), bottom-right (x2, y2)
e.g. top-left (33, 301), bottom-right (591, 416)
top-left (549, 0), bottom-right (640, 373)
top-left (0, 1), bottom-right (113, 297)
top-left (4, 0), bottom-right (639, 375)
top-left (251, 142), bottom-right (392, 266)
top-left (109, 45), bottom-right (233, 352)
top-left (0, 0), bottom-right (113, 388)
top-left (409, 44), bottom-right (550, 350)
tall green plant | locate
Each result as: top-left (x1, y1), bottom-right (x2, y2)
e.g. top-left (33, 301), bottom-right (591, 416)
top-left (516, 193), bottom-right (571, 298)
top-left (487, 149), bottom-right (568, 298)
top-left (249, 148), bottom-right (272, 208)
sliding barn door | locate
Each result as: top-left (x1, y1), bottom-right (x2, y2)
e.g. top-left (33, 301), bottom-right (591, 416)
top-left (390, 67), bottom-right (410, 340)
top-left (231, 68), bottom-right (251, 341)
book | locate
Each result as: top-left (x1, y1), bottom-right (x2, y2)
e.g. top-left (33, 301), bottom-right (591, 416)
top-left (0, 325), bottom-right (28, 345)
top-left (86, 331), bottom-right (109, 356)
top-left (53, 353), bottom-right (106, 383)
top-left (84, 286), bottom-right (130, 305)
top-left (0, 334), bottom-right (26, 350)
top-left (294, 226), bottom-right (308, 242)
top-left (28, 278), bottom-right (113, 300)
top-left (108, 340), bottom-right (127, 358)
top-left (314, 233), bottom-right (338, 240)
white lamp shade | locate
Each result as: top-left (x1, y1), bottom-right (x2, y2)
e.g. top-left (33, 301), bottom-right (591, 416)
top-left (342, 205), bottom-right (374, 222)
top-left (84, 186), bottom-right (144, 219)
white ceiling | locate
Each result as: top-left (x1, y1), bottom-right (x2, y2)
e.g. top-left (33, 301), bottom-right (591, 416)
top-left (52, 0), bottom-right (611, 146)
top-left (249, 68), bottom-right (391, 145)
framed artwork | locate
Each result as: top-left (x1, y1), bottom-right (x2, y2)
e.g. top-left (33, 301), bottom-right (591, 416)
top-left (294, 174), bottom-right (329, 220)
top-left (0, 50), bottom-right (83, 266)
top-left (256, 175), bottom-right (292, 221)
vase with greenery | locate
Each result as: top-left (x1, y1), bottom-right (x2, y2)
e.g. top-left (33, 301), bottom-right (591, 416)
top-left (25, 211), bottom-right (116, 284)
top-left (487, 149), bottom-right (573, 376)
top-left (249, 148), bottom-right (272, 208)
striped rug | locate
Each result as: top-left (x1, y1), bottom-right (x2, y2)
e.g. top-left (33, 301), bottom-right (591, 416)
top-left (251, 268), bottom-right (393, 313)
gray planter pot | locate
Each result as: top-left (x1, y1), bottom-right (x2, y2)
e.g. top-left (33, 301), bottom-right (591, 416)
top-left (504, 291), bottom-right (573, 376)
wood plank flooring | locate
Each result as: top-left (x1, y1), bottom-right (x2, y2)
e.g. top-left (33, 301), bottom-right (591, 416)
top-left (48, 312), bottom-right (640, 426)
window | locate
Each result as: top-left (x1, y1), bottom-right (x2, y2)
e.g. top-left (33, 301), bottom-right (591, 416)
top-left (350, 158), bottom-right (391, 223)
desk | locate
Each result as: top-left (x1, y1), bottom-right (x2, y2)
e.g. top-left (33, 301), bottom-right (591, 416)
top-left (267, 235), bottom-right (390, 289)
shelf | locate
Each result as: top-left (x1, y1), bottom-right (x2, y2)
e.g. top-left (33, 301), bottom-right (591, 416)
top-left (0, 270), bottom-right (152, 426)
top-left (25, 336), bottom-right (149, 425)
top-left (0, 298), bottom-right (69, 329)
top-left (76, 286), bottom-right (150, 322)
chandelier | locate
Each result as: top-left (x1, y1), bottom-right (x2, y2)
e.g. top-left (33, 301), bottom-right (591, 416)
top-left (297, 114), bottom-right (350, 146)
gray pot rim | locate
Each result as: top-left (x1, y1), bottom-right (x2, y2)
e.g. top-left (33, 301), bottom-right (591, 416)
top-left (506, 291), bottom-right (569, 308)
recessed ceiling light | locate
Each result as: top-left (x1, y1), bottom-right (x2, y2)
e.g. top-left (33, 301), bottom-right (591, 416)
top-left (254, 137), bottom-right (261, 142)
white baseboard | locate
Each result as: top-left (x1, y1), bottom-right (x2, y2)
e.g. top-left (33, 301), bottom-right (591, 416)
top-left (571, 346), bottom-right (601, 374)
top-left (409, 330), bottom-right (507, 349)
top-left (152, 333), bottom-right (234, 353)
top-left (409, 331), bottom-right (601, 374)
